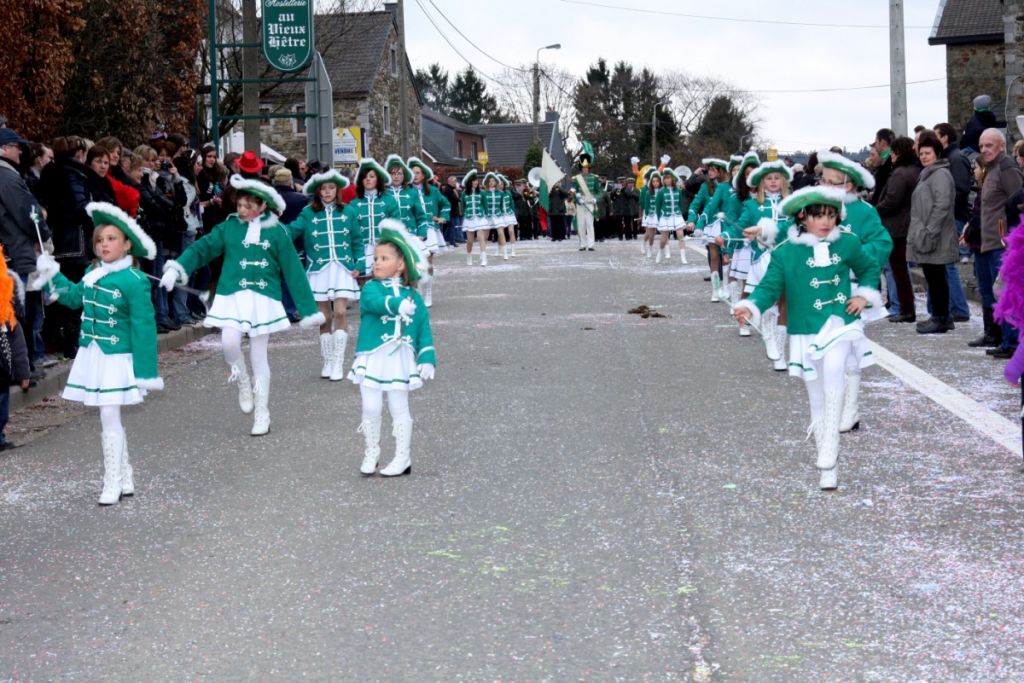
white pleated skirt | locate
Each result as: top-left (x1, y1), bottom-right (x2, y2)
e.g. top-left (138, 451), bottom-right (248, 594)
top-left (205, 290), bottom-right (291, 336)
top-left (641, 214), bottom-right (659, 229)
top-left (308, 262), bottom-right (360, 302)
top-left (658, 215), bottom-right (686, 232)
top-left (348, 344), bottom-right (423, 392)
top-left (462, 216), bottom-right (489, 232)
top-left (745, 251), bottom-right (771, 293)
top-left (63, 342), bottom-right (144, 406)
top-left (425, 227), bottom-right (445, 253)
top-left (729, 245), bottom-right (753, 280)
top-left (787, 315), bottom-right (875, 381)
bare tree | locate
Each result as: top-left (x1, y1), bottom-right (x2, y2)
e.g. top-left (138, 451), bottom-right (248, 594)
top-left (491, 63), bottom-right (577, 147)
top-left (659, 71), bottom-right (762, 143)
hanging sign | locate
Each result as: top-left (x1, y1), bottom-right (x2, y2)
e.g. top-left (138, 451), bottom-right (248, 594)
top-left (262, 0), bottom-right (314, 72)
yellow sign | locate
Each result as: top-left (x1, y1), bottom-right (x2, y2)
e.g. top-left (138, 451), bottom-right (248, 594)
top-left (766, 147), bottom-right (778, 162)
top-left (333, 126), bottom-right (365, 166)
top-left (477, 151), bottom-right (489, 170)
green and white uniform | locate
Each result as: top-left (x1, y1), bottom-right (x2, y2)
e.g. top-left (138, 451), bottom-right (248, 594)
top-left (737, 194), bottom-right (794, 291)
top-left (640, 185), bottom-right (660, 229)
top-left (168, 212), bottom-right (319, 336)
top-left (50, 257), bottom-right (162, 406)
top-left (738, 225), bottom-right (884, 380)
top-left (655, 186), bottom-right (686, 231)
top-left (482, 188), bottom-right (505, 228)
top-left (285, 203), bottom-right (364, 301)
top-left (414, 184), bottom-right (449, 252)
top-left (348, 277), bottom-right (435, 392)
top-left (342, 190), bottom-right (401, 273)
top-left (387, 185), bottom-right (432, 241)
top-left (461, 191), bottom-right (487, 231)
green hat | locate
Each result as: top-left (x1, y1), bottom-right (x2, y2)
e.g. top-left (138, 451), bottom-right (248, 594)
top-left (780, 185), bottom-right (848, 220)
top-left (303, 169), bottom-right (350, 196)
top-left (646, 170), bottom-right (662, 183)
top-left (384, 154), bottom-right (412, 185)
top-left (462, 169), bottom-right (479, 187)
top-left (703, 158), bottom-right (729, 172)
top-left (728, 154), bottom-right (745, 170)
top-left (86, 201), bottom-right (156, 259)
top-left (578, 140), bottom-right (595, 168)
top-left (816, 149), bottom-right (875, 190)
top-left (376, 218), bottom-right (427, 283)
top-left (482, 172), bottom-right (499, 187)
top-left (355, 158), bottom-right (388, 189)
top-left (733, 151), bottom-right (761, 190)
top-left (660, 167), bottom-right (679, 183)
top-left (407, 156), bottom-right (434, 182)
top-left (229, 174), bottom-right (285, 214)
top-left (642, 166), bottom-right (658, 181)
top-left (747, 160), bottom-right (793, 189)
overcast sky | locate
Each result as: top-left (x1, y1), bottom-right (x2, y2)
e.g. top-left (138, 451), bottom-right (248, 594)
top-left (402, 0), bottom-right (953, 154)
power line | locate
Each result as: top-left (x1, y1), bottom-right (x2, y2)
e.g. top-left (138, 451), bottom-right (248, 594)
top-left (736, 77), bottom-right (945, 94)
top-left (425, 0), bottom-right (530, 73)
top-left (410, 0), bottom-right (506, 86)
top-left (558, 0), bottom-right (933, 29)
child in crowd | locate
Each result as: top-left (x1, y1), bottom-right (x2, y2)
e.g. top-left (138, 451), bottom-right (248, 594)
top-left (350, 219), bottom-right (435, 477)
top-left (639, 169), bottom-right (662, 258)
top-left (460, 170), bottom-right (489, 266)
top-left (343, 158), bottom-right (401, 276)
top-left (0, 245), bottom-right (32, 452)
top-left (33, 203), bottom-right (162, 505)
top-left (161, 175), bottom-right (324, 436)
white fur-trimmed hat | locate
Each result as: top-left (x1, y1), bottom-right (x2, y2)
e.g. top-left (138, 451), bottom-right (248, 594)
top-left (817, 150), bottom-right (875, 190)
top-left (747, 160), bottom-right (793, 189)
top-left (86, 202), bottom-right (156, 259)
top-left (229, 174), bottom-right (285, 214)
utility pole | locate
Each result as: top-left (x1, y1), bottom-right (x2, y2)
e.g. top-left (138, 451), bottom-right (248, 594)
top-left (533, 61), bottom-right (541, 146)
top-left (889, 0), bottom-right (908, 136)
top-left (242, 0), bottom-right (259, 152)
top-left (397, 0), bottom-right (409, 157)
top-left (651, 103), bottom-right (657, 165)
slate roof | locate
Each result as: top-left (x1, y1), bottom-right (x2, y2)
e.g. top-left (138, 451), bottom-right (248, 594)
top-left (422, 136), bottom-right (462, 166)
top-left (929, 0), bottom-right (1005, 45)
top-left (422, 107), bottom-right (478, 135)
top-left (472, 117), bottom-right (571, 173)
top-left (317, 12), bottom-right (395, 98)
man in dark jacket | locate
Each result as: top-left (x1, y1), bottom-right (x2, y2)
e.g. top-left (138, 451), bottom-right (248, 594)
top-left (870, 128), bottom-right (896, 205)
top-left (272, 167), bottom-right (308, 223)
top-left (548, 183), bottom-right (569, 241)
top-left (441, 175), bottom-right (462, 244)
top-left (0, 128), bottom-right (50, 377)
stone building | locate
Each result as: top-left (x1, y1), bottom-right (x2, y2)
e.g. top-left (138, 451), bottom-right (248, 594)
top-left (420, 107), bottom-right (486, 176)
top-left (262, 5), bottom-right (422, 164)
top-left (929, 0), bottom-right (1024, 139)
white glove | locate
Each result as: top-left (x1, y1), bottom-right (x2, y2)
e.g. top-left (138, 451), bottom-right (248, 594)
top-left (417, 363), bottom-right (435, 381)
top-left (398, 298), bottom-right (417, 320)
top-left (660, 154), bottom-right (671, 165)
top-left (28, 253), bottom-right (60, 291)
top-left (159, 269), bottom-right (178, 292)
top-left (630, 156), bottom-right (639, 165)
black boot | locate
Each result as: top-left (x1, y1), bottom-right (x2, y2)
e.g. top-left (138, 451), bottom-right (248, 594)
top-left (916, 317), bottom-right (950, 334)
top-left (968, 306), bottom-right (1001, 347)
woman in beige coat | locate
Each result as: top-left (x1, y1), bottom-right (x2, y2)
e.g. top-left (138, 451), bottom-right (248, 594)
top-left (908, 131), bottom-right (959, 334)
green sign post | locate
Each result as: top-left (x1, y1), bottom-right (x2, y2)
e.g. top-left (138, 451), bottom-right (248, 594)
top-left (261, 0), bottom-right (314, 72)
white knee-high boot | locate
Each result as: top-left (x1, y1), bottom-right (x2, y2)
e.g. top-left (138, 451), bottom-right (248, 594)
top-left (421, 275), bottom-right (433, 308)
top-left (839, 367), bottom-right (862, 432)
top-left (655, 243), bottom-right (663, 263)
top-left (229, 359), bottom-right (254, 414)
top-left (330, 330), bottom-right (348, 382)
top-left (679, 243), bottom-right (688, 264)
top-left (319, 333), bottom-right (333, 379)
top-left (762, 308), bottom-right (780, 360)
top-left (774, 325), bottom-right (788, 371)
top-left (710, 272), bottom-right (721, 302)
top-left (380, 417), bottom-right (413, 477)
top-left (120, 433), bottom-right (134, 496)
top-left (815, 388), bottom-right (844, 480)
top-left (99, 432), bottom-right (124, 505)
top-left (251, 375), bottom-right (270, 436)
top-left (359, 416), bottom-right (382, 475)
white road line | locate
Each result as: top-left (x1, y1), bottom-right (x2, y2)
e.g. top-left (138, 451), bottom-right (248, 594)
top-left (685, 241), bottom-right (1022, 455)
top-left (869, 341), bottom-right (1021, 456)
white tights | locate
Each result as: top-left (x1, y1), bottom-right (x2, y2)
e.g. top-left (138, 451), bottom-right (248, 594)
top-left (221, 328), bottom-right (271, 376)
top-left (100, 405), bottom-right (123, 433)
top-left (360, 386), bottom-right (411, 421)
top-left (804, 339), bottom-right (852, 422)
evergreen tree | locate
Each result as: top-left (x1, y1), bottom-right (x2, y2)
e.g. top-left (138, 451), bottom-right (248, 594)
top-left (447, 67), bottom-right (509, 124)
top-left (692, 95), bottom-right (754, 159)
top-left (413, 63), bottom-right (450, 113)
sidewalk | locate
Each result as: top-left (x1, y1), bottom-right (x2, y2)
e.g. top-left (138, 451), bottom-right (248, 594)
top-left (11, 324), bottom-right (215, 413)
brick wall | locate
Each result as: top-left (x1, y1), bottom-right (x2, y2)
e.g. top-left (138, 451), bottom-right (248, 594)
top-left (946, 43), bottom-right (1005, 132)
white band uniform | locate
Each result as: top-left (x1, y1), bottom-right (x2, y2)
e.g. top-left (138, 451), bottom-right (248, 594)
top-left (63, 342), bottom-right (145, 406)
top-left (308, 261), bottom-right (360, 302)
top-left (203, 289), bottom-right (292, 336)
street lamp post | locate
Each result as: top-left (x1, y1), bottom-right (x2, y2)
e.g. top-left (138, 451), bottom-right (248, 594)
top-left (651, 96), bottom-right (671, 164)
top-left (533, 43), bottom-right (561, 146)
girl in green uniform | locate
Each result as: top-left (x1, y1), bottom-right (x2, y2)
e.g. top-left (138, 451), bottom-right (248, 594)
top-left (460, 170), bottom-right (488, 266)
top-left (639, 170), bottom-right (661, 258)
top-left (161, 176), bottom-right (324, 437)
top-left (33, 202), bottom-right (163, 505)
top-left (350, 219), bottom-right (435, 477)
top-left (733, 186), bottom-right (884, 491)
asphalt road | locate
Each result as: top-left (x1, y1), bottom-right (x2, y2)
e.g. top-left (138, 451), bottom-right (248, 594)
top-left (2, 238), bottom-right (1023, 681)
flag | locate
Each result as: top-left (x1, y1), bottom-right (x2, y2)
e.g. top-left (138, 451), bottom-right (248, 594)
top-left (538, 148), bottom-right (564, 213)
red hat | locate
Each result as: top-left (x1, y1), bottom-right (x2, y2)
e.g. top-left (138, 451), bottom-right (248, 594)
top-left (237, 150), bottom-right (264, 174)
